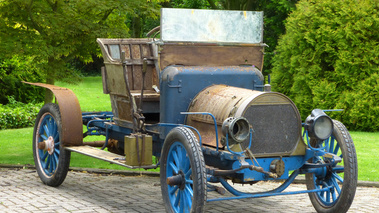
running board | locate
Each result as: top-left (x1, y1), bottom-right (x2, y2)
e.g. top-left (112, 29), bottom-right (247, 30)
top-left (65, 146), bottom-right (158, 169)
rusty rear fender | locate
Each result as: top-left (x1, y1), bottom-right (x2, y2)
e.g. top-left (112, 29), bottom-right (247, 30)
top-left (23, 82), bottom-right (83, 146)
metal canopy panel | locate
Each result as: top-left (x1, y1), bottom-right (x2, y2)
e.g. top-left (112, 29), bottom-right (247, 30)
top-left (161, 8), bottom-right (263, 44)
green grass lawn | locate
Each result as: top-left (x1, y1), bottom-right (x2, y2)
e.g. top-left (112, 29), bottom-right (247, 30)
top-left (351, 131), bottom-right (378, 182)
top-left (55, 76), bottom-right (111, 112)
top-left (0, 76), bottom-right (377, 181)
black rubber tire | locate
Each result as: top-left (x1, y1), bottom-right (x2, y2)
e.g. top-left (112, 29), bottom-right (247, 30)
top-left (160, 127), bottom-right (207, 213)
top-left (306, 120), bottom-right (357, 213)
top-left (33, 103), bottom-right (71, 187)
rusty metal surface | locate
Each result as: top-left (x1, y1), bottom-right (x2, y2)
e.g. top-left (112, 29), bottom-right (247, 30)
top-left (159, 44), bottom-right (265, 71)
top-left (188, 85), bottom-right (262, 126)
top-left (112, 95), bottom-right (132, 121)
top-left (23, 82), bottom-right (83, 146)
top-left (83, 140), bottom-right (123, 155)
top-left (83, 141), bottom-right (106, 147)
top-left (187, 85), bottom-right (304, 157)
top-left (187, 85), bottom-right (260, 148)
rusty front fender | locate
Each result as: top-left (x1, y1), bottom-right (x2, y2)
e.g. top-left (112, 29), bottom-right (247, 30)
top-left (24, 82), bottom-right (83, 146)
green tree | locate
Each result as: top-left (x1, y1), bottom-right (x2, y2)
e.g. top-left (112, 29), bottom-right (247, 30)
top-left (0, 0), bottom-right (162, 103)
top-left (0, 56), bottom-right (45, 104)
top-left (272, 0), bottom-right (379, 131)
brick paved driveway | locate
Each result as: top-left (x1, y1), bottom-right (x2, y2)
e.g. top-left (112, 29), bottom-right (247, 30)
top-left (1, 168), bottom-right (377, 212)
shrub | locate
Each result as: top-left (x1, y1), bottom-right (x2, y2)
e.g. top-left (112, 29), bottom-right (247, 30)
top-left (272, 0), bottom-right (379, 131)
top-left (0, 97), bottom-right (42, 129)
top-left (0, 56), bottom-right (45, 105)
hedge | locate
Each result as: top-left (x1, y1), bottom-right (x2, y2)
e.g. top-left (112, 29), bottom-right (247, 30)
top-left (0, 97), bottom-right (42, 130)
top-left (272, 0), bottom-right (379, 131)
top-left (0, 56), bottom-right (44, 105)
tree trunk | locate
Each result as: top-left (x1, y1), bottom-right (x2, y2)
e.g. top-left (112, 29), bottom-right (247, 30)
top-left (207, 0), bottom-right (218, 9)
top-left (225, 0), bottom-right (243, 10)
top-left (131, 15), bottom-right (142, 38)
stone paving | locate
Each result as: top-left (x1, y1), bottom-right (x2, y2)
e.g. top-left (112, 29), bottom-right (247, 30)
top-left (0, 168), bottom-right (378, 213)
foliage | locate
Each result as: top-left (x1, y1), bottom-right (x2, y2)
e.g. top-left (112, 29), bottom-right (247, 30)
top-left (258, 0), bottom-right (298, 75)
top-left (170, 0), bottom-right (211, 8)
top-left (70, 56), bottom-right (104, 77)
top-left (336, 73), bottom-right (379, 131)
top-left (0, 0), bottom-right (163, 103)
top-left (0, 97), bottom-right (43, 130)
top-left (0, 56), bottom-right (44, 104)
top-left (272, 0), bottom-right (379, 131)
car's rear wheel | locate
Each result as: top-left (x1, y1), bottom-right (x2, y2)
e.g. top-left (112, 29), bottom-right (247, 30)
top-left (33, 103), bottom-right (70, 186)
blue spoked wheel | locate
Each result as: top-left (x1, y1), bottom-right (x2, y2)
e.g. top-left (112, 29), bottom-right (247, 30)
top-left (306, 120), bottom-right (357, 213)
top-left (33, 103), bottom-right (70, 186)
top-left (160, 127), bottom-right (206, 213)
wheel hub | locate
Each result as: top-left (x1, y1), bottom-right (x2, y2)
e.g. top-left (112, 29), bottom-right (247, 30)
top-left (38, 136), bottom-right (55, 155)
top-left (166, 171), bottom-right (186, 190)
top-left (325, 164), bottom-right (334, 180)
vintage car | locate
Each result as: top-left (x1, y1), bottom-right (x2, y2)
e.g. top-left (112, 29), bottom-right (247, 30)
top-left (27, 8), bottom-right (357, 213)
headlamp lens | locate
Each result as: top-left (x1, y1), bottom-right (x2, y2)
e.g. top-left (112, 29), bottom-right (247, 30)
top-left (314, 116), bottom-right (333, 140)
top-left (305, 109), bottom-right (334, 141)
